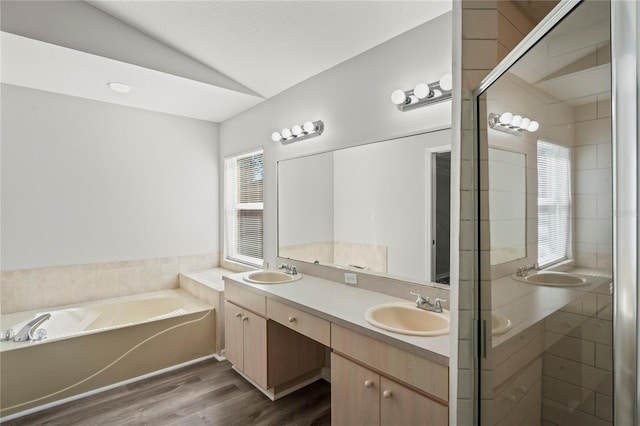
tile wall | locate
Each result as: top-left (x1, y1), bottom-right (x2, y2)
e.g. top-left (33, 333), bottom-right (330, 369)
top-left (571, 99), bottom-right (613, 270)
top-left (542, 282), bottom-right (613, 425)
top-left (458, 1), bottom-right (536, 423)
top-left (0, 253), bottom-right (219, 314)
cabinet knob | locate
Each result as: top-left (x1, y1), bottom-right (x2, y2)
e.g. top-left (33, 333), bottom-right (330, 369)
top-left (242, 316), bottom-right (249, 322)
top-left (364, 380), bottom-right (373, 388)
top-left (382, 390), bottom-right (392, 398)
top-left (235, 312), bottom-right (242, 318)
top-left (288, 316), bottom-right (297, 323)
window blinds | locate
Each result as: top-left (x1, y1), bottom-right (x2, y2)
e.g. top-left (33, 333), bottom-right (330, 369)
top-left (224, 149), bottom-right (264, 266)
top-left (537, 141), bottom-right (571, 267)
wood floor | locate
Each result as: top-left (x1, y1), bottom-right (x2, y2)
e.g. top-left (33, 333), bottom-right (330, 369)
top-left (3, 359), bottom-right (331, 426)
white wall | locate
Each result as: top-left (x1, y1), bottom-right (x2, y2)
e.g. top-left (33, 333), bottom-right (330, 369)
top-left (333, 130), bottom-right (451, 280)
top-left (278, 152), bottom-right (334, 246)
top-left (220, 12), bottom-right (452, 266)
top-left (1, 84), bottom-right (219, 270)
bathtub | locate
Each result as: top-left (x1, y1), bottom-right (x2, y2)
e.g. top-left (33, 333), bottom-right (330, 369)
top-left (0, 289), bottom-right (215, 419)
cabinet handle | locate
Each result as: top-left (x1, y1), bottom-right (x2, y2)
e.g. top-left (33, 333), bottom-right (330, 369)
top-left (235, 312), bottom-right (242, 318)
top-left (242, 317), bottom-right (249, 322)
top-left (288, 316), bottom-right (297, 323)
top-left (382, 390), bottom-right (392, 399)
top-left (364, 380), bottom-right (374, 388)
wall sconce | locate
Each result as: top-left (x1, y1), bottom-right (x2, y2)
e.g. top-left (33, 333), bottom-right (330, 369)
top-left (390, 74), bottom-right (452, 112)
top-left (271, 120), bottom-right (324, 145)
top-left (488, 112), bottom-right (539, 136)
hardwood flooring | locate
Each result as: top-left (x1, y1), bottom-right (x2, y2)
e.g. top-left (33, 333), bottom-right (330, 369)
top-left (3, 359), bottom-right (331, 426)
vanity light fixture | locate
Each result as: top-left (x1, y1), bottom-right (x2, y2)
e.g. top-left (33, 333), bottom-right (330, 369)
top-left (271, 120), bottom-right (324, 145)
top-left (390, 73), bottom-right (452, 112)
top-left (488, 112), bottom-right (539, 136)
top-left (107, 82), bottom-right (131, 94)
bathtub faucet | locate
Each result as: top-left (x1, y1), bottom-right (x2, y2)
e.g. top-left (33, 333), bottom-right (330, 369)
top-left (13, 313), bottom-right (51, 342)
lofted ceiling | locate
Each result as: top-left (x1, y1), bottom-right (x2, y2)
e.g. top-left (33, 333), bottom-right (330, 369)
top-left (1, 0), bottom-right (452, 123)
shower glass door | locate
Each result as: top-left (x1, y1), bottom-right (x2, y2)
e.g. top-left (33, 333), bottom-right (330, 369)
top-left (473, 1), bottom-right (629, 424)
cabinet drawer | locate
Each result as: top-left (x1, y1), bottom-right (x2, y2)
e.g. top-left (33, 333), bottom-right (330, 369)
top-left (225, 281), bottom-right (266, 316)
top-left (267, 298), bottom-right (330, 346)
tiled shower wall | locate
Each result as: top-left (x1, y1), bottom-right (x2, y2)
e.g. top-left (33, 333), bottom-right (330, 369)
top-left (0, 253), bottom-right (219, 314)
top-left (457, 1), bottom-right (537, 423)
top-left (571, 99), bottom-right (612, 270)
top-left (542, 281), bottom-right (613, 425)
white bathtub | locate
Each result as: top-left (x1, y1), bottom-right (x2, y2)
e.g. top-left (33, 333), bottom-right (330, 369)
top-left (0, 289), bottom-right (215, 419)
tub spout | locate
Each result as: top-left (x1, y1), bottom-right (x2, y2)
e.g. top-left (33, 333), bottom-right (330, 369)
top-left (13, 313), bottom-right (51, 342)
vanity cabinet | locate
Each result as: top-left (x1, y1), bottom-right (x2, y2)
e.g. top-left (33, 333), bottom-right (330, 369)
top-left (224, 280), bottom-right (325, 399)
top-left (331, 324), bottom-right (448, 425)
top-left (331, 353), bottom-right (448, 426)
top-left (224, 300), bottom-right (268, 388)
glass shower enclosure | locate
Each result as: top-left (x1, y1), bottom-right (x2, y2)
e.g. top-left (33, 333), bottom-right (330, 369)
top-left (474, 0), bottom-right (638, 424)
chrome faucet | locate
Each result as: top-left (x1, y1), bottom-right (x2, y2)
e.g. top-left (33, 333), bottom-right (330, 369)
top-left (516, 263), bottom-right (540, 277)
top-left (410, 292), bottom-right (445, 313)
top-left (12, 313), bottom-right (51, 342)
top-left (278, 263), bottom-right (298, 275)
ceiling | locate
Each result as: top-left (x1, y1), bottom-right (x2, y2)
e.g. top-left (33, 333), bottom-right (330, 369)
top-left (1, 1), bottom-right (452, 123)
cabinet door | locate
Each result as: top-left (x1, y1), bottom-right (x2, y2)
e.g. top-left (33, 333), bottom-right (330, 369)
top-left (331, 353), bottom-right (380, 426)
top-left (224, 300), bottom-right (244, 371)
top-left (380, 377), bottom-right (448, 426)
top-left (242, 310), bottom-right (268, 389)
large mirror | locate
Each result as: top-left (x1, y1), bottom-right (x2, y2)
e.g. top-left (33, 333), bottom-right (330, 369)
top-left (278, 129), bottom-right (451, 286)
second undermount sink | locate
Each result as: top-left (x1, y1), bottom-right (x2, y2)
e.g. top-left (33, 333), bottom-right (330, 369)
top-left (244, 271), bottom-right (303, 284)
top-left (515, 271), bottom-right (587, 287)
top-left (364, 302), bottom-right (450, 336)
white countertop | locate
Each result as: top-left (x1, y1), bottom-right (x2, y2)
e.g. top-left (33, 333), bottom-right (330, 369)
top-left (491, 267), bottom-right (612, 347)
top-left (224, 271), bottom-right (449, 366)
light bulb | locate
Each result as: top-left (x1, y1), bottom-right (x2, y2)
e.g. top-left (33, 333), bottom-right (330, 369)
top-left (520, 118), bottom-right (531, 130)
top-left (303, 121), bottom-right (316, 133)
top-left (511, 115), bottom-right (523, 127)
top-left (292, 125), bottom-right (303, 136)
top-left (281, 128), bottom-right (292, 139)
top-left (391, 89), bottom-right (407, 105)
top-left (414, 83), bottom-right (431, 100)
top-left (499, 112), bottom-right (513, 125)
top-left (528, 121), bottom-right (539, 132)
top-left (271, 131), bottom-right (282, 142)
top-left (439, 73), bottom-right (453, 91)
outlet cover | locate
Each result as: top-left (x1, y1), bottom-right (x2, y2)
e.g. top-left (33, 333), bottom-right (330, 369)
top-left (345, 273), bottom-right (358, 285)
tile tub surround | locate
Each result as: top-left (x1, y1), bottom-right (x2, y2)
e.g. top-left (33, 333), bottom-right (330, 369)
top-left (0, 253), bottom-right (219, 314)
top-left (224, 270), bottom-right (449, 364)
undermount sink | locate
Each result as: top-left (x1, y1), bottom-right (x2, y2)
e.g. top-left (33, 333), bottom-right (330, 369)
top-left (244, 271), bottom-right (302, 284)
top-left (515, 271), bottom-right (587, 287)
top-left (491, 312), bottom-right (511, 335)
top-left (364, 302), bottom-right (450, 336)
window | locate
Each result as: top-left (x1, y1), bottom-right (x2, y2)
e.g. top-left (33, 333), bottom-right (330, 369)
top-left (224, 149), bottom-right (264, 266)
top-left (537, 141), bottom-right (571, 267)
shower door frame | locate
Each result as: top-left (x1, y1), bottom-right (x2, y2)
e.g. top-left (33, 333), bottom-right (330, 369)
top-left (472, 0), bottom-right (639, 423)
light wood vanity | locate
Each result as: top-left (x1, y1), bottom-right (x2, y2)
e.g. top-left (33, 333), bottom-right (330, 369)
top-left (223, 272), bottom-right (449, 424)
